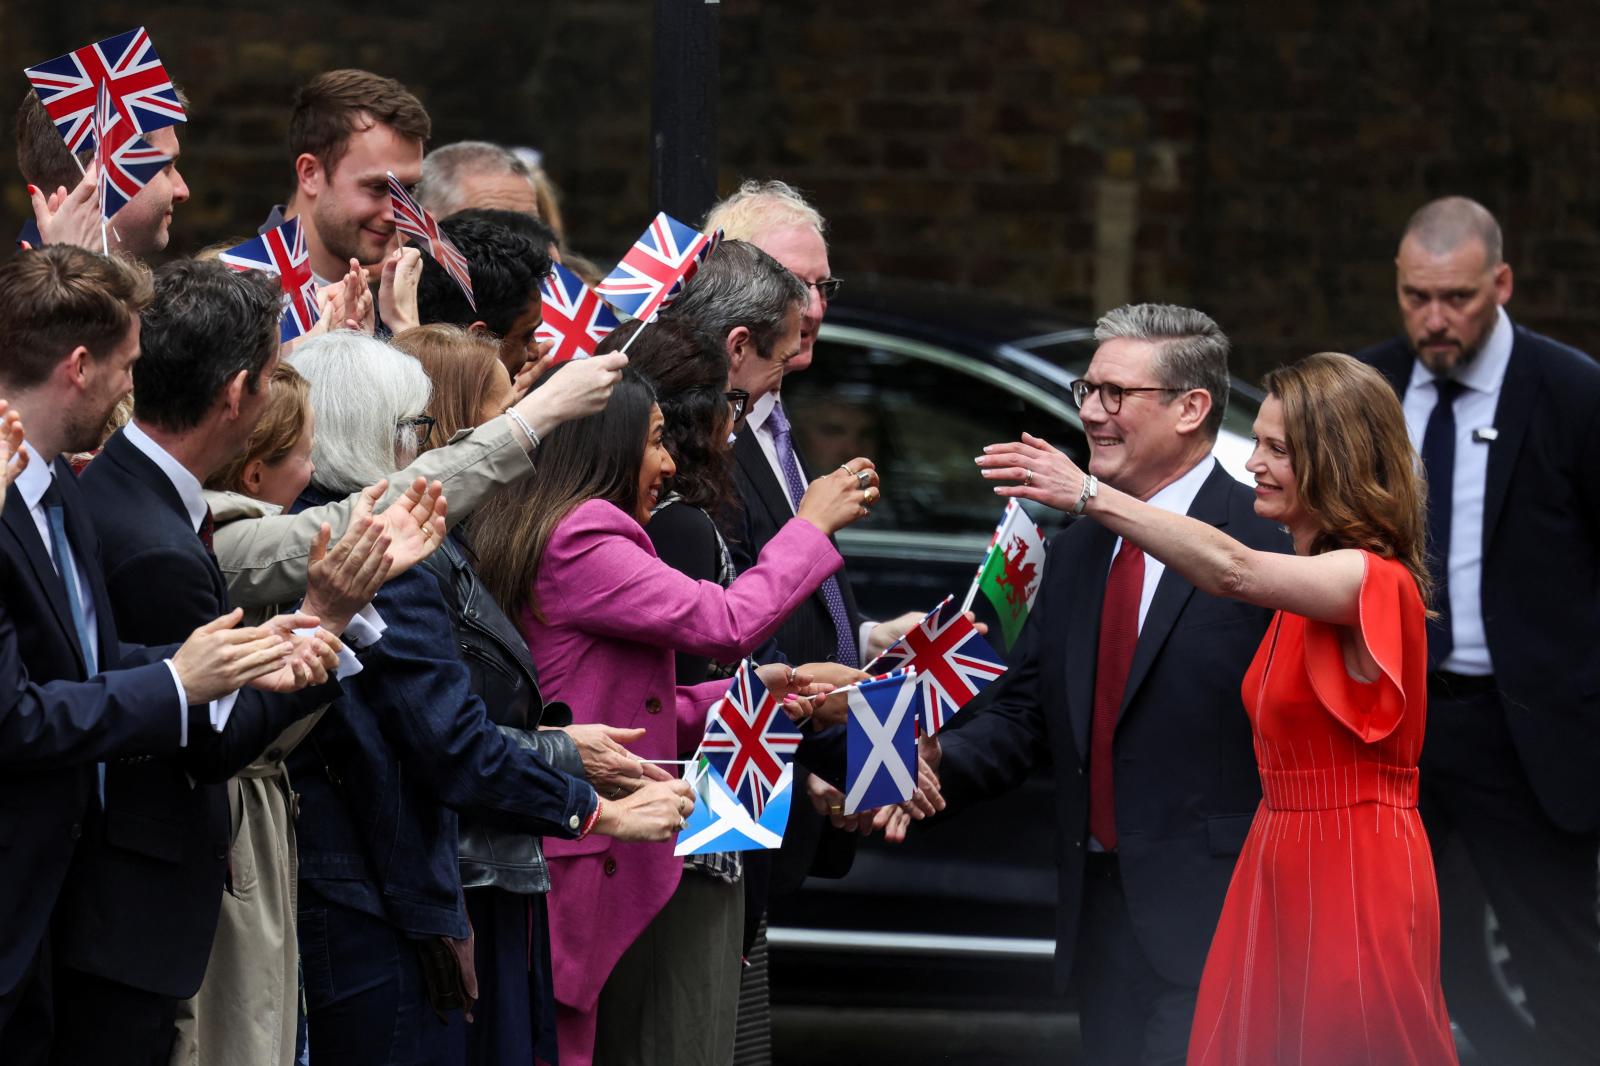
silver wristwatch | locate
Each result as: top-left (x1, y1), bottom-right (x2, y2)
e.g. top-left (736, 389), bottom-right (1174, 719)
top-left (1070, 474), bottom-right (1099, 516)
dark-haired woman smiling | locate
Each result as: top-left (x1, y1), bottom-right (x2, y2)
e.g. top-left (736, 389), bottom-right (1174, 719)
top-left (473, 367), bottom-right (880, 1066)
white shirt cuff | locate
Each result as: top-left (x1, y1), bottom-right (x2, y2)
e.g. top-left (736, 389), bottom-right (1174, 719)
top-left (857, 620), bottom-right (879, 664)
top-left (163, 661), bottom-right (240, 745)
top-left (344, 604), bottom-right (386, 648)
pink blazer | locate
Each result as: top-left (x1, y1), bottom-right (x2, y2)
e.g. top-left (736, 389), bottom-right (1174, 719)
top-left (521, 498), bottom-right (841, 1018)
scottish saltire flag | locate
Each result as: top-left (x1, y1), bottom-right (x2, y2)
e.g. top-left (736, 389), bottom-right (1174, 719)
top-left (675, 762), bottom-right (793, 856)
top-left (25, 27), bottom-right (186, 153)
top-left (387, 171), bottom-right (476, 310)
top-left (873, 596), bottom-right (1006, 736)
top-left (94, 83), bottom-right (169, 221)
top-left (595, 212), bottom-right (717, 321)
top-left (699, 661), bottom-right (803, 817)
top-left (220, 219), bottom-right (321, 343)
top-left (537, 262), bottom-right (619, 364)
top-left (844, 669), bottom-right (920, 815)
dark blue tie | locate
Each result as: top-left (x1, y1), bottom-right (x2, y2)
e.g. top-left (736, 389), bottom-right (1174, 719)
top-left (767, 400), bottom-right (859, 668)
top-left (1421, 377), bottom-right (1465, 668)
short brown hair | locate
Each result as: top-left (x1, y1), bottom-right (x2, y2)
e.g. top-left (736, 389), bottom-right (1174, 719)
top-left (15, 90), bottom-right (82, 193)
top-left (207, 363), bottom-right (312, 493)
top-left (1262, 352), bottom-right (1431, 601)
top-left (0, 246), bottom-right (153, 390)
top-left (389, 324), bottom-right (504, 448)
top-left (289, 69), bottom-right (430, 176)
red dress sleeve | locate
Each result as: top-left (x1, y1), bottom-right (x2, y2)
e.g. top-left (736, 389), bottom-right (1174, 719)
top-left (1302, 551), bottom-right (1427, 744)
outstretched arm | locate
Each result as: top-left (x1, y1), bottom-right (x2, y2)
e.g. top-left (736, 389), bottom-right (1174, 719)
top-left (979, 433), bottom-right (1365, 625)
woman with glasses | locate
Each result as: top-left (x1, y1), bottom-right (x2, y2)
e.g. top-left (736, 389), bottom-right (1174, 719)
top-left (281, 333), bottom-right (697, 1065)
top-left (981, 352), bottom-right (1457, 1065)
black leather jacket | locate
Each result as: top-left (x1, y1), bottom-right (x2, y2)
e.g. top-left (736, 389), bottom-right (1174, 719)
top-left (423, 532), bottom-right (588, 894)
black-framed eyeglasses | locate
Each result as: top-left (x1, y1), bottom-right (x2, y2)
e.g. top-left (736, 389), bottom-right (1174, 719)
top-left (808, 277), bottom-right (842, 301)
top-left (724, 389), bottom-right (750, 423)
top-left (1069, 379), bottom-right (1183, 414)
top-left (396, 414), bottom-right (436, 444)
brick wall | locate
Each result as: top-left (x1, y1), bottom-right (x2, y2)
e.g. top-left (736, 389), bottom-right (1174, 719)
top-left (5, 1), bottom-right (1600, 378)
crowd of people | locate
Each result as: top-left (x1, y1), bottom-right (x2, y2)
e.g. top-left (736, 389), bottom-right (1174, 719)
top-left (0, 59), bottom-right (1597, 1066)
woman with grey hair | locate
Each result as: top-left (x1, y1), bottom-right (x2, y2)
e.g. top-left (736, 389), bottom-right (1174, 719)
top-left (283, 332), bottom-right (697, 1064)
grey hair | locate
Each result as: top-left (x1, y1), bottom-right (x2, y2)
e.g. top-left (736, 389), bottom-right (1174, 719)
top-left (417, 141), bottom-right (533, 218)
top-left (662, 239), bottom-right (808, 359)
top-left (1093, 303), bottom-right (1231, 441)
top-left (1402, 196), bottom-right (1503, 266)
top-left (703, 179), bottom-right (827, 243)
top-left (288, 331), bottom-right (432, 494)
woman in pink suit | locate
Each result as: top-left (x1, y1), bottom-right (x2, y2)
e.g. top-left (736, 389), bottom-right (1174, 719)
top-left (474, 369), bottom-right (878, 1065)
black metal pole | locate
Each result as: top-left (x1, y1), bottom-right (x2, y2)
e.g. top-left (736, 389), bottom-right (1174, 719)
top-left (650, 0), bottom-right (720, 225)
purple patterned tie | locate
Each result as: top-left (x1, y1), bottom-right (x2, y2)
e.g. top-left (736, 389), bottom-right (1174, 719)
top-left (768, 400), bottom-right (859, 668)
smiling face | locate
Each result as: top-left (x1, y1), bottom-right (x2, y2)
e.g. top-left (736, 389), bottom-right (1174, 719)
top-left (634, 404), bottom-right (676, 523)
top-left (1077, 337), bottom-right (1197, 501)
top-left (1245, 394), bottom-right (1303, 529)
top-left (302, 120), bottom-right (424, 277)
top-left (1396, 234), bottom-right (1511, 375)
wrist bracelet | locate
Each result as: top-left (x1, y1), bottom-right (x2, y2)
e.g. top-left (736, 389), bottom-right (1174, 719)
top-left (579, 796), bottom-right (602, 839)
top-left (1071, 473), bottom-right (1099, 516)
top-left (505, 406), bottom-right (542, 451)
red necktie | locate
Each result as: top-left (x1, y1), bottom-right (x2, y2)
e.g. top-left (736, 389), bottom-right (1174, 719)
top-left (198, 506), bottom-right (216, 553)
top-left (1089, 541), bottom-right (1144, 850)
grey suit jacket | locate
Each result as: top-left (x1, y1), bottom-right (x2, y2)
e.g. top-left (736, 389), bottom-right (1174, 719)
top-left (217, 416), bottom-right (535, 607)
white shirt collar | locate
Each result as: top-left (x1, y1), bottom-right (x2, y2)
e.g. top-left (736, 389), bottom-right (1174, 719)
top-left (1145, 454), bottom-right (1214, 516)
top-left (748, 389), bottom-right (781, 434)
top-left (1406, 306), bottom-right (1514, 397)
top-left (15, 441), bottom-right (56, 512)
top-left (123, 421), bottom-right (210, 532)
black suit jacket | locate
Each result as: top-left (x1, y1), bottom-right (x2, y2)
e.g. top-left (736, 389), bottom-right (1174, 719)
top-left (938, 462), bottom-right (1288, 988)
top-left (60, 429), bottom-right (332, 998)
top-left (724, 426), bottom-right (859, 889)
top-left (0, 458), bottom-right (198, 1000)
top-left (1359, 324), bottom-right (1600, 833)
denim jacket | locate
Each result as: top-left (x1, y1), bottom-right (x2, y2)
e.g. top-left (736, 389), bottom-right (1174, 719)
top-left (286, 492), bottom-right (597, 938)
top-left (423, 531), bottom-right (589, 894)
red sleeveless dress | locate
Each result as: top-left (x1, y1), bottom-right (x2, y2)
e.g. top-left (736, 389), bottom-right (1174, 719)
top-left (1188, 552), bottom-right (1458, 1065)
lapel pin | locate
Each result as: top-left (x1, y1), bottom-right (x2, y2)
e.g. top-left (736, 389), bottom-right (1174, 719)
top-left (1472, 427), bottom-right (1499, 443)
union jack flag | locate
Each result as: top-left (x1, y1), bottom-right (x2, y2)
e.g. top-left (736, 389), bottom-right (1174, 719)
top-left (94, 83), bottom-right (169, 222)
top-left (595, 212), bottom-right (718, 321)
top-left (873, 597), bottom-right (1007, 735)
top-left (387, 172), bottom-right (476, 310)
top-left (537, 262), bottom-right (619, 364)
top-left (699, 661), bottom-right (803, 817)
top-left (25, 27), bottom-right (186, 154)
top-left (219, 218), bottom-right (321, 343)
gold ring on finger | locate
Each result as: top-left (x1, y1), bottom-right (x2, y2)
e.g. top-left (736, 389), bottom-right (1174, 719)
top-left (839, 463), bottom-right (854, 475)
top-left (1023, 468), bottom-right (1033, 486)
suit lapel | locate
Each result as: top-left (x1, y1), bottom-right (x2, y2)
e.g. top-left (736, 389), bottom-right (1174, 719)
top-left (733, 429), bottom-right (795, 527)
top-left (1065, 521), bottom-right (1116, 759)
top-left (1482, 330), bottom-right (1538, 545)
top-left (1118, 462), bottom-right (1232, 718)
top-left (1, 484), bottom-right (85, 672)
top-left (1367, 342), bottom-right (1413, 401)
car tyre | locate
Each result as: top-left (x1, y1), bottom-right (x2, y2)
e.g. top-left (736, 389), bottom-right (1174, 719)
top-left (1435, 837), bottom-right (1537, 1062)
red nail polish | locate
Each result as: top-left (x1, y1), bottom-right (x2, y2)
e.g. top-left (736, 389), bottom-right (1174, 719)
top-left (26, 184), bottom-right (37, 196)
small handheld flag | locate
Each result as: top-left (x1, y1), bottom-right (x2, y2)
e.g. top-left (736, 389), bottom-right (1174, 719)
top-left (871, 597), bottom-right (1006, 735)
top-left (537, 262), bottom-right (620, 364)
top-left (387, 172), bottom-right (476, 310)
top-left (595, 212), bottom-right (717, 322)
top-left (219, 218), bottom-right (321, 343)
top-left (963, 500), bottom-right (1047, 647)
top-left (675, 761), bottom-right (793, 856)
top-left (94, 83), bottom-right (169, 224)
top-left (844, 668), bottom-right (921, 815)
top-left (25, 27), bottom-right (187, 154)
top-left (699, 661), bottom-right (803, 818)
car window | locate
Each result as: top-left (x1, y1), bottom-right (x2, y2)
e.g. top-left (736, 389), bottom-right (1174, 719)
top-left (786, 329), bottom-right (1084, 537)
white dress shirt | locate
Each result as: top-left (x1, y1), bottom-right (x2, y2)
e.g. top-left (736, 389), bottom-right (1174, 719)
top-left (1400, 307), bottom-right (1512, 676)
top-left (747, 390), bottom-right (881, 659)
top-left (16, 440), bottom-right (197, 743)
top-left (1111, 455), bottom-right (1217, 631)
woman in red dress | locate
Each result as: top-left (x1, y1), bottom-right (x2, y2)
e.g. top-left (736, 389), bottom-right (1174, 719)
top-left (981, 352), bottom-right (1457, 1065)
